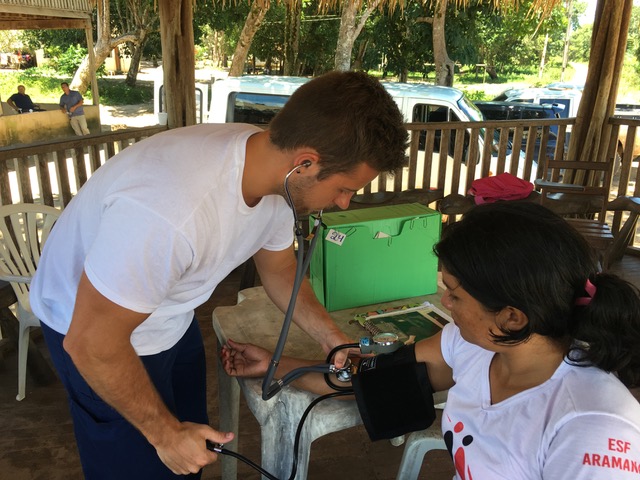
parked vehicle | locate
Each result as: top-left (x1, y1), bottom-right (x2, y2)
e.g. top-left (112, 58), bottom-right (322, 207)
top-left (494, 85), bottom-right (640, 163)
top-left (474, 100), bottom-right (566, 162)
top-left (613, 104), bottom-right (640, 163)
top-left (207, 75), bottom-right (485, 126)
top-left (492, 86), bottom-right (581, 118)
top-left (206, 76), bottom-right (530, 186)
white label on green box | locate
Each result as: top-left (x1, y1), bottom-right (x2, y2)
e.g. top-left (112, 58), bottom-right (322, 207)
top-left (325, 229), bottom-right (346, 246)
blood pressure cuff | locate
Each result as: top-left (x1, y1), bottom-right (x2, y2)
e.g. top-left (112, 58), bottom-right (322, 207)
top-left (351, 344), bottom-right (436, 441)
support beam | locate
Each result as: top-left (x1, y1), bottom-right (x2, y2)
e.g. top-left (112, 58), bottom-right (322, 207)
top-left (158, 0), bottom-right (196, 129)
top-left (0, 19), bottom-right (87, 30)
top-left (568, 0), bottom-right (632, 166)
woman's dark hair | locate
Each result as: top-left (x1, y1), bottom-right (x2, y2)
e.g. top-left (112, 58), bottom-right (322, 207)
top-left (269, 71), bottom-right (408, 180)
top-left (435, 202), bottom-right (640, 386)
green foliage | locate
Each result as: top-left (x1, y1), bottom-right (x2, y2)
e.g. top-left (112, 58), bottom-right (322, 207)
top-left (250, 4), bottom-right (287, 71)
top-left (363, 2), bottom-right (434, 79)
top-left (569, 24), bottom-right (592, 63)
top-left (298, 2), bottom-right (342, 75)
top-left (0, 70), bottom-right (63, 103)
top-left (0, 71), bottom-right (153, 106)
top-left (460, 89), bottom-right (491, 101)
top-left (20, 29), bottom-right (86, 57)
top-left (97, 78), bottom-right (154, 105)
top-left (0, 31), bottom-right (22, 52)
top-left (51, 45), bottom-right (88, 76)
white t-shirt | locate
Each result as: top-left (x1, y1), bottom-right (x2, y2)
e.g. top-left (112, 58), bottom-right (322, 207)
top-left (440, 323), bottom-right (640, 479)
top-left (31, 123), bottom-right (293, 355)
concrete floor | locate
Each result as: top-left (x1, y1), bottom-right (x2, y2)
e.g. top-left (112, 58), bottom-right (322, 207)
top-left (1, 256), bottom-right (639, 480)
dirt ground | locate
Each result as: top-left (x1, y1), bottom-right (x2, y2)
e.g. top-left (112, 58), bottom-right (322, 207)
top-left (99, 62), bottom-right (227, 130)
top-left (100, 102), bottom-right (157, 130)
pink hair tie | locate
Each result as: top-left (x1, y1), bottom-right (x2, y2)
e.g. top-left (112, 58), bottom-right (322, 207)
top-left (575, 279), bottom-right (597, 306)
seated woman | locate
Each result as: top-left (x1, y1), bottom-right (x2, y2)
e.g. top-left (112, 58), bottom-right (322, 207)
top-left (222, 202), bottom-right (640, 479)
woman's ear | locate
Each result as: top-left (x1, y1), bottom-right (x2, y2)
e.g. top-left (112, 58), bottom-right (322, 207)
top-left (497, 306), bottom-right (529, 332)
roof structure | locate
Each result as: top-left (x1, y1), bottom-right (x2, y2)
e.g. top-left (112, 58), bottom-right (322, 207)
top-left (0, 0), bottom-right (99, 105)
top-left (0, 0), bottom-right (95, 30)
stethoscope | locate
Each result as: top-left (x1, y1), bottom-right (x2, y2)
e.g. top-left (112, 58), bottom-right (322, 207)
top-left (209, 161), bottom-right (400, 479)
top-left (260, 160), bottom-right (400, 399)
top-left (261, 160), bottom-right (342, 400)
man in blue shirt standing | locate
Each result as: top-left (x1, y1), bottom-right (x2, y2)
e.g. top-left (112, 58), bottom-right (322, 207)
top-left (60, 82), bottom-right (90, 136)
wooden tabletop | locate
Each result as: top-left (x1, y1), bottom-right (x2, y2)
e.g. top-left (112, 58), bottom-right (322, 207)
top-left (213, 283), bottom-right (446, 359)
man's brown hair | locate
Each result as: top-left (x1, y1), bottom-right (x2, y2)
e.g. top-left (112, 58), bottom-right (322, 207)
top-left (269, 71), bottom-right (408, 180)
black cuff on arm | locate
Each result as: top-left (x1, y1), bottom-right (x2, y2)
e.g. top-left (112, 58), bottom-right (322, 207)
top-left (351, 344), bottom-right (436, 441)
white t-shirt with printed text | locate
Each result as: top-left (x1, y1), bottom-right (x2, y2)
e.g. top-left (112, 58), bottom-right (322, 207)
top-left (440, 323), bottom-right (640, 479)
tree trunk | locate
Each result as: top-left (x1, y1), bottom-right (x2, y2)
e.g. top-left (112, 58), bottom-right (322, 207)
top-left (538, 31), bottom-right (549, 79)
top-left (335, 3), bottom-right (357, 71)
top-left (352, 38), bottom-right (369, 71)
top-left (71, 0), bottom-right (137, 94)
top-left (568, 0), bottom-right (632, 165)
top-left (284, 0), bottom-right (301, 76)
top-left (334, 0), bottom-right (380, 72)
top-left (158, 0), bottom-right (196, 128)
top-left (125, 34), bottom-right (146, 87)
top-left (432, 0), bottom-right (454, 86)
top-left (560, 0), bottom-right (574, 82)
top-left (229, 0), bottom-right (270, 77)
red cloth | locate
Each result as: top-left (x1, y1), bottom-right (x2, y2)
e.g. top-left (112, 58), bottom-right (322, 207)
top-left (468, 172), bottom-right (534, 205)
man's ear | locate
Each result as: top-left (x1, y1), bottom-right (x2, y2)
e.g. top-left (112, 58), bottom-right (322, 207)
top-left (497, 306), bottom-right (529, 332)
top-left (292, 151), bottom-right (320, 174)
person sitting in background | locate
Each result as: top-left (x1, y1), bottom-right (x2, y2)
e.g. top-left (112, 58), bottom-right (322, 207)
top-left (7, 85), bottom-right (42, 113)
top-left (223, 202), bottom-right (640, 480)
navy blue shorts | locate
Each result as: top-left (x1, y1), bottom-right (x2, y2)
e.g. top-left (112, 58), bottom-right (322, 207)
top-left (41, 317), bottom-right (209, 479)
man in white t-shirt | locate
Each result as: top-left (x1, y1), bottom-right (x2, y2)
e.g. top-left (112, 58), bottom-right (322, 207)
top-left (30, 71), bottom-right (408, 480)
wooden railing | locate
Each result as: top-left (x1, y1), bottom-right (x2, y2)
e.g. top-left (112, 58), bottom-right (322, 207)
top-left (366, 118), bottom-right (575, 200)
top-left (0, 125), bottom-right (166, 208)
top-left (1, 117), bottom-right (638, 249)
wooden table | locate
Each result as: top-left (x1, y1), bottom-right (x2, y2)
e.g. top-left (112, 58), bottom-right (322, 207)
top-left (212, 285), bottom-right (445, 480)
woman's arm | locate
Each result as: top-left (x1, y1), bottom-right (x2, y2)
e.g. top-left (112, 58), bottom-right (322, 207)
top-left (222, 331), bottom-right (455, 395)
top-left (221, 339), bottom-right (343, 395)
top-left (414, 332), bottom-right (455, 392)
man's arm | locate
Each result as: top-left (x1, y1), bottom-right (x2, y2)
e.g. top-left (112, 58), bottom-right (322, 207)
top-left (64, 271), bottom-right (232, 475)
top-left (7, 96), bottom-right (18, 112)
top-left (253, 247), bottom-right (352, 364)
top-left (68, 95), bottom-right (84, 113)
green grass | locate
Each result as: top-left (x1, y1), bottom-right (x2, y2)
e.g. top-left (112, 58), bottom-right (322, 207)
top-left (0, 69), bottom-right (154, 106)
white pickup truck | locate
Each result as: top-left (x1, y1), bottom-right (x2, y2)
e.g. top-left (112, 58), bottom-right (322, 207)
top-left (205, 75), bottom-right (530, 188)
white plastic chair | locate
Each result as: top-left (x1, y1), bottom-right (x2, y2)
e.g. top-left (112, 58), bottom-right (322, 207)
top-left (395, 390), bottom-right (449, 479)
top-left (0, 203), bottom-right (60, 400)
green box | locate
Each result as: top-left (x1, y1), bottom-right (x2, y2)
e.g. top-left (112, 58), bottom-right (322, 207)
top-left (310, 203), bottom-right (441, 311)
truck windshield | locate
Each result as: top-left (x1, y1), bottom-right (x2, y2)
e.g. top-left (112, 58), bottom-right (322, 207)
top-left (458, 97), bottom-right (483, 122)
top-left (229, 92), bottom-right (289, 124)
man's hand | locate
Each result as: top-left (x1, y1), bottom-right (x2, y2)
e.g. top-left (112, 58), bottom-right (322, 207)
top-left (154, 422), bottom-right (234, 475)
top-left (320, 328), bottom-right (356, 368)
top-left (221, 339), bottom-right (271, 377)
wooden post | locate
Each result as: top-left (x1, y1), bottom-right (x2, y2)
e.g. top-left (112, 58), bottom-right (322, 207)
top-left (568, 0), bottom-right (632, 167)
top-left (158, 0), bottom-right (196, 129)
